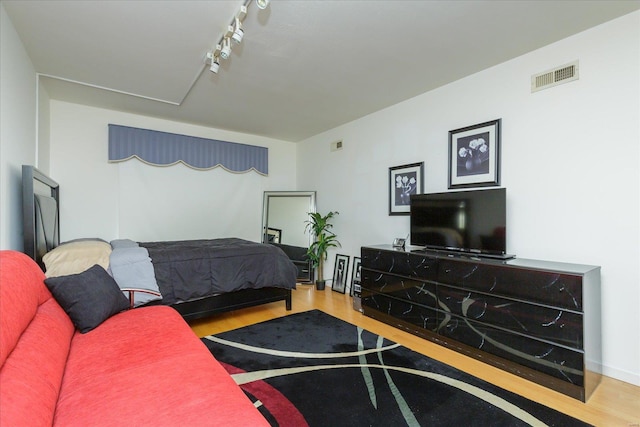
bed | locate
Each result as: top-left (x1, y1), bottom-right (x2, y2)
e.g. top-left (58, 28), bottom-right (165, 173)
top-left (21, 165), bottom-right (295, 321)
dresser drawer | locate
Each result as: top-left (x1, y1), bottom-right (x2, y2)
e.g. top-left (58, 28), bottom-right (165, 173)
top-left (438, 259), bottom-right (583, 311)
top-left (439, 314), bottom-right (584, 386)
top-left (438, 286), bottom-right (583, 349)
top-left (360, 269), bottom-right (438, 310)
top-left (362, 292), bottom-right (440, 332)
top-left (362, 248), bottom-right (437, 281)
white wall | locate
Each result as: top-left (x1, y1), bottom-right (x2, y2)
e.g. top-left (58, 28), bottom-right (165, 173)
top-left (37, 78), bottom-right (51, 172)
top-left (49, 101), bottom-right (297, 243)
top-left (0, 4), bottom-right (43, 251)
top-left (297, 12), bottom-right (640, 386)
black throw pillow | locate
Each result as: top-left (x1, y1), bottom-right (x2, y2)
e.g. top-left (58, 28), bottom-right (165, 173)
top-left (45, 264), bottom-right (130, 333)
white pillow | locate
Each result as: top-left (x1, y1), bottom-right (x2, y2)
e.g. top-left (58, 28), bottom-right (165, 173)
top-left (43, 240), bottom-right (112, 278)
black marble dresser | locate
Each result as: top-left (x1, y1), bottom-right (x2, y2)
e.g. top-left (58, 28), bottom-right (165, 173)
top-left (360, 245), bottom-right (602, 401)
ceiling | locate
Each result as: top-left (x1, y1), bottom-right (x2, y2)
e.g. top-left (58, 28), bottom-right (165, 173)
top-left (4, 0), bottom-right (639, 142)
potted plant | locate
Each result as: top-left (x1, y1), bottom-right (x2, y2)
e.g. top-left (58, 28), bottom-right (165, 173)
top-left (305, 211), bottom-right (340, 290)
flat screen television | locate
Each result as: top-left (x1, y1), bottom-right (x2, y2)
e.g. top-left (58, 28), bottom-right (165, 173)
top-left (410, 188), bottom-right (511, 259)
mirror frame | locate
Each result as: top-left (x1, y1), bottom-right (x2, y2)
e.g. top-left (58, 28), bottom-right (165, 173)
top-left (261, 191), bottom-right (316, 283)
top-left (262, 191), bottom-right (317, 246)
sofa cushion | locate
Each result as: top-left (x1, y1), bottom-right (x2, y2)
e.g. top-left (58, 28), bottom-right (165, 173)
top-left (54, 306), bottom-right (270, 427)
top-left (44, 265), bottom-right (130, 333)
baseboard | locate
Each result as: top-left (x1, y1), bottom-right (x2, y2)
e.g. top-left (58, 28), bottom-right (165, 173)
top-left (600, 362), bottom-right (640, 387)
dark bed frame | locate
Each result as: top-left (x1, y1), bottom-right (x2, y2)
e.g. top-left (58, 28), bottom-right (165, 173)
top-left (22, 165), bottom-right (292, 321)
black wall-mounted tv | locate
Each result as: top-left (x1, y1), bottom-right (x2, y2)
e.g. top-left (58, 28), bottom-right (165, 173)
top-left (410, 188), bottom-right (511, 259)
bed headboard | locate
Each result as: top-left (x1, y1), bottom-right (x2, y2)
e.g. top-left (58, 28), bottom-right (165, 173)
top-left (22, 165), bottom-right (60, 270)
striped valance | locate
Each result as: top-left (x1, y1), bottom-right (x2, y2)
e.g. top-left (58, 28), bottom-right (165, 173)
top-left (108, 124), bottom-right (268, 175)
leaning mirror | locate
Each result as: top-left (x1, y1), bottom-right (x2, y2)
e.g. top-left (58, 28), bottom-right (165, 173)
top-left (262, 191), bottom-right (316, 283)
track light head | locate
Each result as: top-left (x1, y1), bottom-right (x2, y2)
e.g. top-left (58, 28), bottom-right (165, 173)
top-left (206, 51), bottom-right (220, 73)
top-left (231, 18), bottom-right (244, 44)
top-left (255, 0), bottom-right (270, 10)
top-left (210, 57), bottom-right (220, 73)
top-left (220, 38), bottom-right (232, 59)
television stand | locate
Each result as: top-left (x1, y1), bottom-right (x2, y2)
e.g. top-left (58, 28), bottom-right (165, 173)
top-left (410, 247), bottom-right (516, 260)
top-left (361, 244), bottom-right (601, 402)
top-left (462, 251), bottom-right (516, 260)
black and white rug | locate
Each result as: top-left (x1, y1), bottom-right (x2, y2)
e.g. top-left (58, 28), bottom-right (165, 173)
top-left (201, 310), bottom-right (590, 427)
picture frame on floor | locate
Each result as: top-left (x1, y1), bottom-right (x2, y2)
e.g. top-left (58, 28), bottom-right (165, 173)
top-left (332, 254), bottom-right (350, 294)
top-left (448, 119), bottom-right (501, 189)
top-left (389, 162), bottom-right (424, 215)
top-left (349, 257), bottom-right (361, 296)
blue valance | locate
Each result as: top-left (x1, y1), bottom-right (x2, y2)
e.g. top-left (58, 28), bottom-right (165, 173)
top-left (108, 124), bottom-right (268, 175)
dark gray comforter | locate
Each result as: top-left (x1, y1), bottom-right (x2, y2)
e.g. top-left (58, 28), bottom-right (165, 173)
top-left (139, 238), bottom-right (297, 305)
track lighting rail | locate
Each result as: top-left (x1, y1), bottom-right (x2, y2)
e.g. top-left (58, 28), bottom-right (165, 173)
top-left (205, 0), bottom-right (270, 74)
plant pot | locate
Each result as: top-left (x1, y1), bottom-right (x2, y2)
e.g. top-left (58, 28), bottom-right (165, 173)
top-left (315, 280), bottom-right (326, 291)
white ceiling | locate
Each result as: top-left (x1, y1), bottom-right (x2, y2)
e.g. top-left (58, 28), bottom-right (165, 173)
top-left (4, 0), bottom-right (639, 142)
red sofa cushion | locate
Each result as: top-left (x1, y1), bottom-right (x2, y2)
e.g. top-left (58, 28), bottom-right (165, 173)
top-left (54, 305), bottom-right (269, 426)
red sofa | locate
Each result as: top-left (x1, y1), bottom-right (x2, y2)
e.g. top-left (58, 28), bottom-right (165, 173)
top-left (0, 251), bottom-right (269, 427)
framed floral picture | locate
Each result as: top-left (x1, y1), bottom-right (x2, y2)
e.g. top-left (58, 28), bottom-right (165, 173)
top-left (448, 119), bottom-right (501, 189)
top-left (389, 162), bottom-right (424, 215)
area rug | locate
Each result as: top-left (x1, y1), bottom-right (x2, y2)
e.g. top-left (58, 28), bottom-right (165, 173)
top-left (201, 310), bottom-right (590, 427)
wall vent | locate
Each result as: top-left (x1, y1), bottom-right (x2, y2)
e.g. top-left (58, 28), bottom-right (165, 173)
top-left (330, 140), bottom-right (343, 152)
top-left (531, 61), bottom-right (579, 92)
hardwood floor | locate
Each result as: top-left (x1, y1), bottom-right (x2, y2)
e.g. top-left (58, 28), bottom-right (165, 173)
top-left (189, 285), bottom-right (640, 427)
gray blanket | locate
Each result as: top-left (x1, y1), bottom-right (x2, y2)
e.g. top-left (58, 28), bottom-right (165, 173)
top-left (109, 241), bottom-right (161, 306)
top-left (139, 238), bottom-right (297, 305)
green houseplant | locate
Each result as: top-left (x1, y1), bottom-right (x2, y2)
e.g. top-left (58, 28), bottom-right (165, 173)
top-left (305, 211), bottom-right (340, 290)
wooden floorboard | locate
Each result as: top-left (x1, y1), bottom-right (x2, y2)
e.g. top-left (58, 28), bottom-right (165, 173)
top-left (189, 284), bottom-right (640, 427)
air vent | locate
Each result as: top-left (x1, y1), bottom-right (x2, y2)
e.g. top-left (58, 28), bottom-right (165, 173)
top-left (330, 140), bottom-right (343, 152)
top-left (531, 61), bottom-right (579, 92)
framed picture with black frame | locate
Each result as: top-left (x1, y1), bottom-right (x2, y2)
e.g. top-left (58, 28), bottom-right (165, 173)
top-left (332, 254), bottom-right (350, 294)
top-left (448, 119), bottom-right (501, 189)
top-left (349, 257), bottom-right (361, 296)
top-left (266, 227), bottom-right (282, 244)
top-left (389, 162), bottom-right (424, 215)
